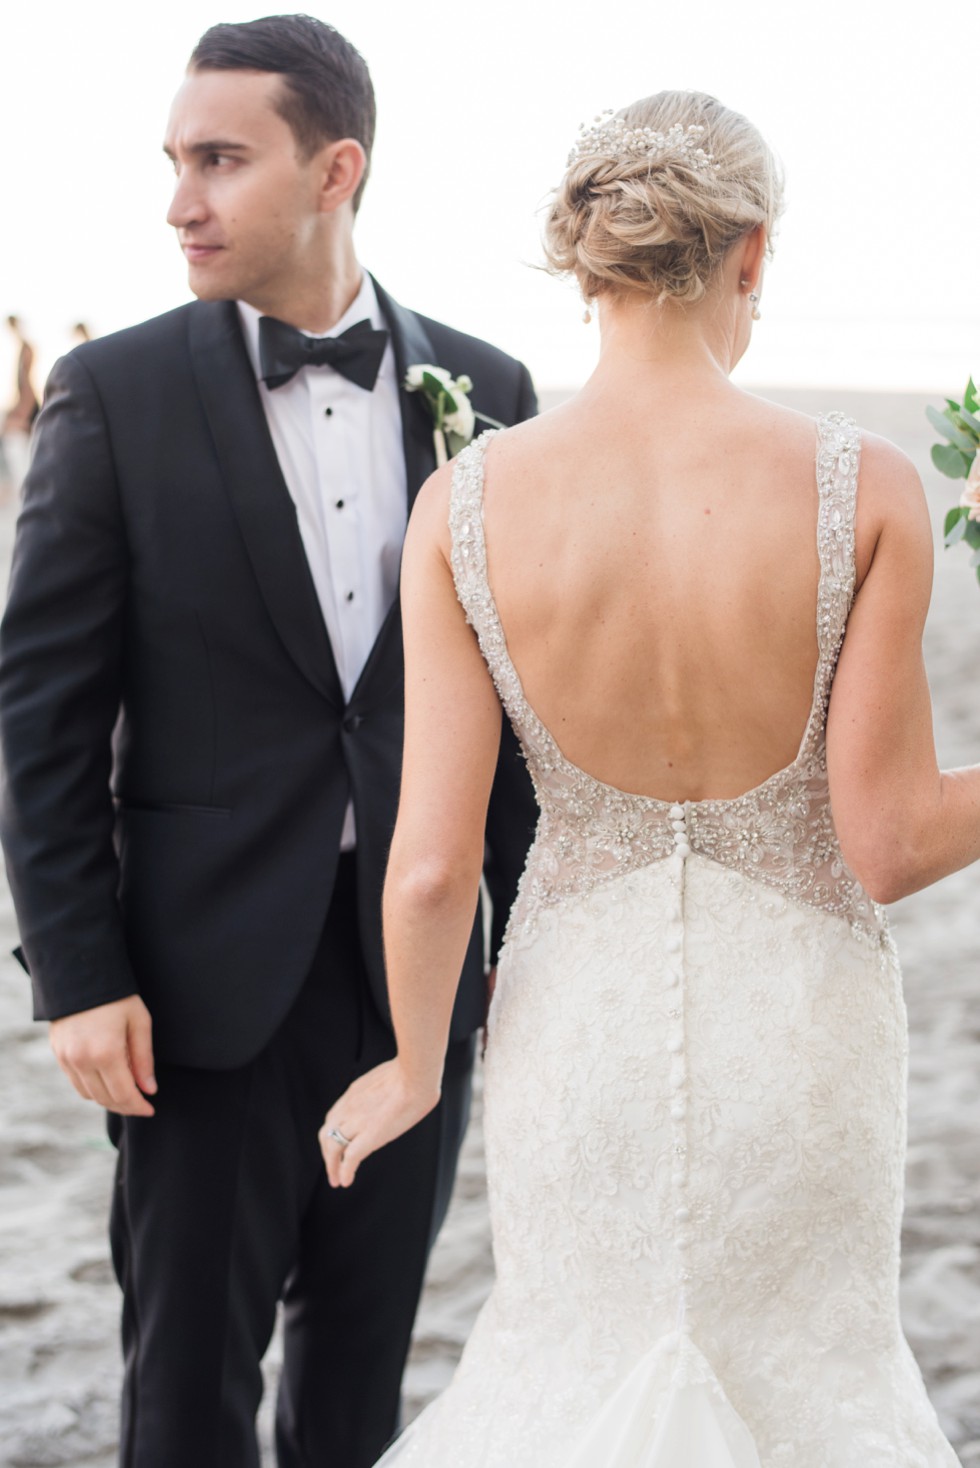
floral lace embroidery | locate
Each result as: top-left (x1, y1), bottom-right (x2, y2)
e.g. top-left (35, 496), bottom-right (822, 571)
top-left (448, 413), bottom-right (889, 951)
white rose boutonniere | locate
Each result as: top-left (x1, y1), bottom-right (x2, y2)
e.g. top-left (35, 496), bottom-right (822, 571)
top-left (405, 364), bottom-right (503, 466)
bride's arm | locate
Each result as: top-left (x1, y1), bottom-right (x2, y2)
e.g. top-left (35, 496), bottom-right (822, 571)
top-left (321, 465), bottom-right (503, 1187)
top-left (826, 433), bottom-right (980, 904)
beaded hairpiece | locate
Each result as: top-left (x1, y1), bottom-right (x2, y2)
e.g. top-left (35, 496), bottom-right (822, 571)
top-left (568, 112), bottom-right (718, 173)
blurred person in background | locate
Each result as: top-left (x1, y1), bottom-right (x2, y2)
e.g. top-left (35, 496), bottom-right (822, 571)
top-left (1, 314), bottom-right (39, 497)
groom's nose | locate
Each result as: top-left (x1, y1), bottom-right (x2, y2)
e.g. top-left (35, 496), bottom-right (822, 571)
top-left (167, 169), bottom-right (210, 231)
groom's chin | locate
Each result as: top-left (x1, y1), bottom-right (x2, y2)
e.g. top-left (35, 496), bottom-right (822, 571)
top-left (186, 270), bottom-right (230, 303)
top-left (181, 252), bottom-right (236, 302)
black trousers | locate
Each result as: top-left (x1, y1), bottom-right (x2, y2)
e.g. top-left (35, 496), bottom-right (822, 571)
top-left (107, 854), bottom-right (475, 1468)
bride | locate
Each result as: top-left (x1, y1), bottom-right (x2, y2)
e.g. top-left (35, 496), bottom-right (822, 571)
top-left (321, 91), bottom-right (967, 1465)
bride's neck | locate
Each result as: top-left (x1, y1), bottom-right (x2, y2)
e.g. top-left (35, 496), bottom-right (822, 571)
top-left (590, 290), bottom-right (742, 399)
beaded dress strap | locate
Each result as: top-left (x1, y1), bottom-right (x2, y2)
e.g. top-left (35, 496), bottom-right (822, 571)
top-left (448, 431), bottom-right (570, 772)
top-left (448, 430), bottom-right (523, 720)
top-left (807, 412), bottom-right (861, 749)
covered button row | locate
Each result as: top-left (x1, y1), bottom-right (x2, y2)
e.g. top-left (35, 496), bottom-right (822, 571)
top-left (670, 803), bottom-right (691, 858)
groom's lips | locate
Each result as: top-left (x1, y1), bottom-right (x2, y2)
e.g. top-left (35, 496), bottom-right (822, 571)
top-left (182, 242), bottom-right (224, 262)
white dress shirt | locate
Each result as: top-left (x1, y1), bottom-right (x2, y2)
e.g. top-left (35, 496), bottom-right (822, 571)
top-left (237, 273), bottom-right (407, 848)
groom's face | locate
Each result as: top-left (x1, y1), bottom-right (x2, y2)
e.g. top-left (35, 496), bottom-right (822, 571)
top-left (164, 68), bottom-right (326, 307)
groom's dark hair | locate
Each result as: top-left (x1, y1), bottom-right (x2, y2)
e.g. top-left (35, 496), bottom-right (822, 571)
top-left (188, 14), bottom-right (376, 211)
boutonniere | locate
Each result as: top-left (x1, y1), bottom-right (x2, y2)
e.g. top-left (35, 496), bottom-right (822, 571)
top-left (405, 364), bottom-right (504, 467)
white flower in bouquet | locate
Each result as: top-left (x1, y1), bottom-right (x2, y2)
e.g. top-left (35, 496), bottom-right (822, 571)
top-left (960, 455), bottom-right (980, 520)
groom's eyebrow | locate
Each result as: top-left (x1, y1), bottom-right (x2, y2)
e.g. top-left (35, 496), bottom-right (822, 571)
top-left (162, 140), bottom-right (252, 160)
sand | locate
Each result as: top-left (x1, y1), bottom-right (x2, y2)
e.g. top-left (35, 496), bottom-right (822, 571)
top-left (0, 388), bottom-right (977, 1466)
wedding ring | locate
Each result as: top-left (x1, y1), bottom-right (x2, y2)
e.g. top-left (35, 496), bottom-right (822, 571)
top-left (326, 1127), bottom-right (352, 1149)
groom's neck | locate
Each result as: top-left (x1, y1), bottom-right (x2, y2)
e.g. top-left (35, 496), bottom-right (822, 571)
top-left (241, 233), bottom-right (364, 335)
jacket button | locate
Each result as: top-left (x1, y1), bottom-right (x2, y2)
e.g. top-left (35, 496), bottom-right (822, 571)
top-left (343, 714), bottom-right (362, 733)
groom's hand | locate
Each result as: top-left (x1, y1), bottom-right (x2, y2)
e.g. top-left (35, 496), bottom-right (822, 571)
top-left (50, 995), bottom-right (157, 1117)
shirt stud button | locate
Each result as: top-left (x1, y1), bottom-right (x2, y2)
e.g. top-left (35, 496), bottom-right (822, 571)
top-left (324, 406), bottom-right (333, 417)
top-left (346, 591), bottom-right (354, 602)
top-left (335, 499), bottom-right (345, 510)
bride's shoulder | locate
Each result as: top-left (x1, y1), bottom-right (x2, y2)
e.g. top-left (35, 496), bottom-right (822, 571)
top-left (740, 394), bottom-right (923, 500)
top-left (834, 429), bottom-right (928, 590)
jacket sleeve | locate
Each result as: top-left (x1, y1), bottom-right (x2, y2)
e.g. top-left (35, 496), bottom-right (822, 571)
top-left (514, 360), bottom-right (538, 425)
top-left (0, 351), bottom-right (136, 1019)
top-left (483, 723), bottom-right (538, 964)
top-left (481, 356), bottom-right (540, 963)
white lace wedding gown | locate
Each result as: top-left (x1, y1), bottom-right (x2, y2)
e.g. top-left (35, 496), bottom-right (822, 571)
top-left (376, 414), bottom-right (960, 1467)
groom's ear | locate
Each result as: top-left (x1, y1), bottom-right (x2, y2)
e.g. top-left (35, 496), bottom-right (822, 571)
top-left (314, 137), bottom-right (367, 216)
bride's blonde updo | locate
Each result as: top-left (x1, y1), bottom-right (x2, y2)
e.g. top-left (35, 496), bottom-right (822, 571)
top-left (543, 91), bottom-right (784, 307)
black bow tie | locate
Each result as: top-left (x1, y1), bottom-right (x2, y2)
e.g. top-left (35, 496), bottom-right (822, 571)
top-left (258, 315), bottom-right (389, 392)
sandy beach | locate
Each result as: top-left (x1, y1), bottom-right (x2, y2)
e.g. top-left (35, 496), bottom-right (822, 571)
top-left (0, 386), bottom-right (977, 1466)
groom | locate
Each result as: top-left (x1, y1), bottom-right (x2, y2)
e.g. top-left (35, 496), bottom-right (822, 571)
top-left (0, 16), bottom-right (536, 1468)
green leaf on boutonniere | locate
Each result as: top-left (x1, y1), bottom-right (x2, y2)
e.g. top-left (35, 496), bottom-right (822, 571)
top-left (944, 506), bottom-right (969, 545)
top-left (927, 405), bottom-right (975, 452)
top-left (421, 371), bottom-right (448, 399)
top-left (933, 443), bottom-right (971, 479)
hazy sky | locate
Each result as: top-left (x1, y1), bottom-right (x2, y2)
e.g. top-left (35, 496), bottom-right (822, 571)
top-left (1, 0), bottom-right (978, 392)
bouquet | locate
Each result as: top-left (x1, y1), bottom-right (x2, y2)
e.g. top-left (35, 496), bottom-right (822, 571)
top-left (932, 379), bottom-right (980, 582)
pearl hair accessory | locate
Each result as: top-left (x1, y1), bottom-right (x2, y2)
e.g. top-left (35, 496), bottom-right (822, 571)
top-left (568, 112), bottom-right (718, 172)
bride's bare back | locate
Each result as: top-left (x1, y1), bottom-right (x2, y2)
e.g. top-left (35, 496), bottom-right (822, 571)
top-left (480, 386), bottom-right (861, 802)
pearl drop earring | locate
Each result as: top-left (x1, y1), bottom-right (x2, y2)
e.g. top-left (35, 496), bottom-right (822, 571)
top-left (740, 280), bottom-right (761, 322)
top-left (582, 304), bottom-right (593, 325)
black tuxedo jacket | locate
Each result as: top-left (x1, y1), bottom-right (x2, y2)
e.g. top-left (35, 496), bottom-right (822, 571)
top-left (0, 280), bottom-right (538, 1068)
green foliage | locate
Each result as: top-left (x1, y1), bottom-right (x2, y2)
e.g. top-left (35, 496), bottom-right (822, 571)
top-left (928, 381), bottom-right (979, 480)
top-left (944, 506), bottom-right (969, 545)
top-left (934, 443), bottom-right (972, 478)
top-left (932, 378), bottom-right (980, 586)
top-left (926, 404), bottom-right (976, 452)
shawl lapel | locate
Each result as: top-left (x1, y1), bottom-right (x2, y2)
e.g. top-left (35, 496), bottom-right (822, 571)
top-left (348, 280), bottom-right (441, 704)
top-left (188, 301), bottom-right (343, 709)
